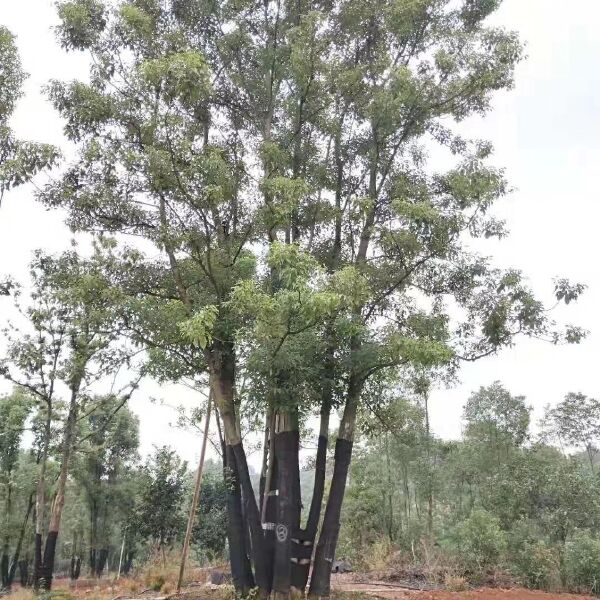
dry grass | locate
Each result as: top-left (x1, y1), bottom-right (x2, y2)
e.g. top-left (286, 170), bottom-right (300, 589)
top-left (2, 590), bottom-right (37, 600)
top-left (443, 574), bottom-right (468, 592)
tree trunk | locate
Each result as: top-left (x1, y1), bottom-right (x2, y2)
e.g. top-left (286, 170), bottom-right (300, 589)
top-left (231, 443), bottom-right (270, 595)
top-left (262, 445), bottom-right (278, 591)
top-left (385, 433), bottom-right (394, 542)
top-left (209, 342), bottom-right (269, 596)
top-left (291, 399), bottom-right (331, 592)
top-left (272, 411), bottom-right (301, 599)
top-left (224, 444), bottom-right (254, 595)
top-left (89, 548), bottom-right (97, 577)
top-left (18, 560), bottom-right (28, 587)
top-left (423, 391), bottom-right (433, 538)
top-left (1, 552), bottom-right (8, 589)
top-left (89, 495), bottom-right (99, 576)
top-left (6, 492), bottom-right (34, 588)
top-left (35, 386), bottom-right (79, 590)
top-left (309, 378), bottom-right (361, 599)
top-left (122, 550), bottom-right (134, 575)
top-left (33, 401), bottom-right (52, 590)
top-left (96, 549), bottom-right (108, 577)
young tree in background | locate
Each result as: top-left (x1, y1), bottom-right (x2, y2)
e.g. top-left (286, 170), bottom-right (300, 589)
top-left (463, 382), bottom-right (531, 466)
top-left (136, 446), bottom-right (187, 563)
top-left (545, 392), bottom-right (600, 471)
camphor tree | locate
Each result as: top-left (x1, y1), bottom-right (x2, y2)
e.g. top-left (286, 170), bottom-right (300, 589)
top-left (0, 248), bottom-right (140, 589)
top-left (0, 27), bottom-right (58, 208)
top-left (43, 0), bottom-right (584, 597)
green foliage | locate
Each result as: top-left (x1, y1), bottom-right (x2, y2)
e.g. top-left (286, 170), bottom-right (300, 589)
top-left (446, 509), bottom-right (507, 577)
top-left (0, 27), bottom-right (59, 202)
top-left (544, 392), bottom-right (600, 468)
top-left (564, 532), bottom-right (600, 595)
top-left (463, 382), bottom-right (531, 457)
top-left (192, 470), bottom-right (228, 562)
top-left (0, 389), bottom-right (33, 475)
top-left (135, 446), bottom-right (188, 549)
top-left (56, 0), bottom-right (106, 50)
top-left (139, 51), bottom-right (211, 107)
top-left (508, 525), bottom-right (561, 590)
top-left (180, 305), bottom-right (219, 349)
top-left (0, 26), bottom-right (24, 121)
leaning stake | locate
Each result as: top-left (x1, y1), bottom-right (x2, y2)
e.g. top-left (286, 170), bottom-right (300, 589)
top-left (176, 392), bottom-right (213, 593)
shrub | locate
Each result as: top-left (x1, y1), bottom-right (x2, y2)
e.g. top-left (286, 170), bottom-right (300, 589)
top-left (564, 532), bottom-right (600, 594)
top-left (446, 509), bottom-right (507, 577)
top-left (512, 540), bottom-right (561, 590)
top-left (507, 523), bottom-right (561, 590)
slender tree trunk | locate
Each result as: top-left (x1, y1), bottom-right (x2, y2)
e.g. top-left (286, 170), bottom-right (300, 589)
top-left (262, 441), bottom-right (278, 592)
top-left (36, 386), bottom-right (79, 590)
top-left (309, 378), bottom-right (362, 599)
top-left (272, 411), bottom-right (301, 600)
top-left (6, 492), bottom-right (35, 588)
top-left (33, 401), bottom-right (52, 591)
top-left (424, 392), bottom-right (433, 538)
top-left (385, 433), bottom-right (394, 542)
top-left (291, 398), bottom-right (331, 592)
top-left (259, 409), bottom-right (272, 513)
top-left (1, 551), bottom-right (8, 589)
top-left (224, 444), bottom-right (254, 595)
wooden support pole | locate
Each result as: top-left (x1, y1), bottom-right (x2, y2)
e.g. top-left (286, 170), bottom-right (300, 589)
top-left (116, 534), bottom-right (125, 580)
top-left (176, 392), bottom-right (213, 593)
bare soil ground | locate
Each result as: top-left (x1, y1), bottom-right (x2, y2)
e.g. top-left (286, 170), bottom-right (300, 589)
top-left (330, 574), bottom-right (597, 600)
top-left (5, 572), bottom-right (596, 600)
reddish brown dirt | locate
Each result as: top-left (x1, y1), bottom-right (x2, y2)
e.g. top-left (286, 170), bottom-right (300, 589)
top-left (332, 576), bottom-right (596, 600)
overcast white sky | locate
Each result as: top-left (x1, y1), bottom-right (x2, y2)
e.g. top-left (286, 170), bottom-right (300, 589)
top-left (1, 0), bottom-right (599, 468)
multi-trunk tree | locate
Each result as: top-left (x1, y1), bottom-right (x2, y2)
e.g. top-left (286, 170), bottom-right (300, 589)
top-left (43, 0), bottom-right (584, 597)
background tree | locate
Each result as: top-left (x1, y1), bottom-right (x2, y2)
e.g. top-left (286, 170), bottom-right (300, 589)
top-left (544, 392), bottom-right (600, 470)
top-left (1, 247), bottom-right (139, 589)
top-left (135, 446), bottom-right (188, 564)
top-left (191, 465), bottom-right (228, 565)
top-left (0, 388), bottom-right (34, 589)
top-left (74, 396), bottom-right (140, 577)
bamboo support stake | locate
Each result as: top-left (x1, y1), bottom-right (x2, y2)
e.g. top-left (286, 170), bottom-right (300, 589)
top-left (116, 534), bottom-right (125, 580)
top-left (176, 392), bottom-right (213, 593)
